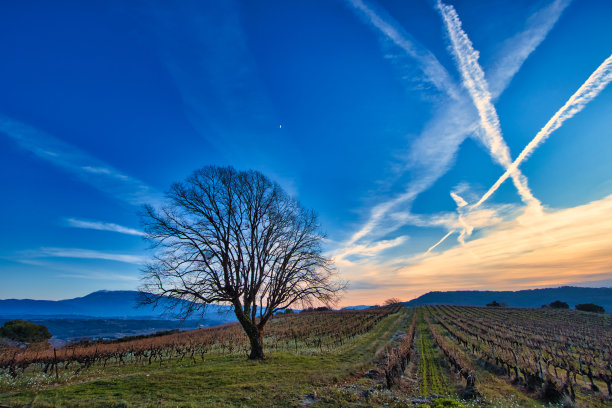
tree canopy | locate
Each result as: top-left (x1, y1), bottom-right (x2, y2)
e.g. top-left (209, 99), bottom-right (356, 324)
top-left (0, 320), bottom-right (51, 344)
top-left (140, 166), bottom-right (345, 359)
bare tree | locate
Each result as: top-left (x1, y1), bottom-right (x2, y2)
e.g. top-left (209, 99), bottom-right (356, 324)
top-left (140, 166), bottom-right (345, 359)
top-left (383, 298), bottom-right (402, 307)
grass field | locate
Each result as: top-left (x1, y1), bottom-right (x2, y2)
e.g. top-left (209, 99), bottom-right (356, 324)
top-left (1, 306), bottom-right (610, 407)
top-left (1, 309), bottom-right (406, 407)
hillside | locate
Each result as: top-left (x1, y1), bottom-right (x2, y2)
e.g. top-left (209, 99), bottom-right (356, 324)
top-left (0, 290), bottom-right (234, 321)
top-left (405, 286), bottom-right (612, 311)
top-left (0, 290), bottom-right (237, 341)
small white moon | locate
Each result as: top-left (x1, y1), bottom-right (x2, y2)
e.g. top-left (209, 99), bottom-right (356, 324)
top-left (279, 124), bottom-right (282, 129)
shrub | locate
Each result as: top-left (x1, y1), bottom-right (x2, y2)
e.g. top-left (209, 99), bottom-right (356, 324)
top-left (432, 398), bottom-right (466, 407)
top-left (0, 320), bottom-right (51, 343)
top-left (549, 300), bottom-right (569, 309)
top-left (575, 303), bottom-right (605, 313)
top-left (302, 306), bottom-right (331, 313)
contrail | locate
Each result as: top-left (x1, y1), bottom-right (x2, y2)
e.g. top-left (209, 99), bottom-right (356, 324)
top-left (450, 192), bottom-right (468, 208)
top-left (438, 0), bottom-right (542, 212)
top-left (348, 0), bottom-right (462, 100)
top-left (426, 230), bottom-right (455, 254)
top-left (474, 54), bottom-right (612, 208)
top-left (488, 0), bottom-right (572, 97)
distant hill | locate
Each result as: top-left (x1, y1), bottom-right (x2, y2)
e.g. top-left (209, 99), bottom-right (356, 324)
top-left (0, 291), bottom-right (240, 341)
top-left (341, 305), bottom-right (371, 311)
top-left (405, 286), bottom-right (612, 311)
top-left (0, 290), bottom-right (235, 321)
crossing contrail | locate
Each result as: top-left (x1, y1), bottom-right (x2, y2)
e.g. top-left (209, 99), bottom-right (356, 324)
top-left (474, 54), bottom-right (612, 209)
top-left (344, 0), bottom-right (566, 249)
top-left (425, 54), bottom-right (612, 253)
top-left (438, 0), bottom-right (542, 212)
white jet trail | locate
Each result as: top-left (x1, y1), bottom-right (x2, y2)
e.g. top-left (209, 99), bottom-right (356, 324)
top-left (349, 0), bottom-right (462, 100)
top-left (474, 54), bottom-right (612, 209)
top-left (438, 0), bottom-right (542, 212)
top-left (450, 192), bottom-right (468, 208)
top-left (426, 230), bottom-right (455, 254)
top-left (488, 0), bottom-right (572, 97)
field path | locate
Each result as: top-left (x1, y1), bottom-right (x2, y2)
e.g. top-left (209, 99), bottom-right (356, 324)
top-left (406, 309), bottom-right (453, 398)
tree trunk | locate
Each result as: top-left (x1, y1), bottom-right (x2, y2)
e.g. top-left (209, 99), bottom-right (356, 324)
top-left (233, 302), bottom-right (266, 360)
top-left (248, 327), bottom-right (265, 360)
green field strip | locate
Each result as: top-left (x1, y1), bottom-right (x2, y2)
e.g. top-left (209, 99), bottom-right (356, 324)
top-left (414, 310), bottom-right (452, 398)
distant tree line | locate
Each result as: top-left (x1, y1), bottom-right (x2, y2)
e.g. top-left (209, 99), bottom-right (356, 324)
top-left (301, 306), bottom-right (331, 313)
top-left (69, 329), bottom-right (182, 347)
top-left (485, 299), bottom-right (606, 313)
top-left (540, 300), bottom-right (605, 313)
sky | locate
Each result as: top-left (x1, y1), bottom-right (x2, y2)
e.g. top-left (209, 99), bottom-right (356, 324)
top-left (0, 0), bottom-right (611, 306)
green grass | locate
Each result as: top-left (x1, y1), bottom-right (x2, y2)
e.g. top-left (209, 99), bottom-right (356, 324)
top-left (0, 309), bottom-right (408, 407)
top-left (415, 314), bottom-right (451, 397)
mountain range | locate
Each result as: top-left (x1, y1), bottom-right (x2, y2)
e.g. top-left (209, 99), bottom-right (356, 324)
top-left (404, 286), bottom-right (612, 311)
top-left (0, 290), bottom-right (234, 320)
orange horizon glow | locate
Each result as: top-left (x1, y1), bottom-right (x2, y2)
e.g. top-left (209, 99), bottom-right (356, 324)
top-left (336, 193), bottom-right (612, 308)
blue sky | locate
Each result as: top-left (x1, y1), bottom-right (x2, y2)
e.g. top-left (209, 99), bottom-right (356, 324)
top-left (1, 0), bottom-right (611, 305)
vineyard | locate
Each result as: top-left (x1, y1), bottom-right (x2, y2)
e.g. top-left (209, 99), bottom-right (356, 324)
top-left (0, 305), bottom-right (610, 407)
top-left (0, 306), bottom-right (399, 382)
top-left (424, 305), bottom-right (612, 407)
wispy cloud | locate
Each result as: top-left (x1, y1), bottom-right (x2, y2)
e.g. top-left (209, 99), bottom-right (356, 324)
top-left (65, 218), bottom-right (145, 237)
top-left (437, 0), bottom-right (541, 212)
top-left (27, 248), bottom-right (146, 265)
top-left (333, 235), bottom-right (408, 267)
top-left (148, 1), bottom-right (279, 164)
top-left (338, 194), bottom-right (612, 306)
top-left (474, 54), bottom-right (612, 208)
top-left (402, 194), bottom-right (612, 291)
top-left (0, 115), bottom-right (160, 206)
top-left (12, 258), bottom-right (139, 281)
top-left (56, 272), bottom-right (139, 282)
